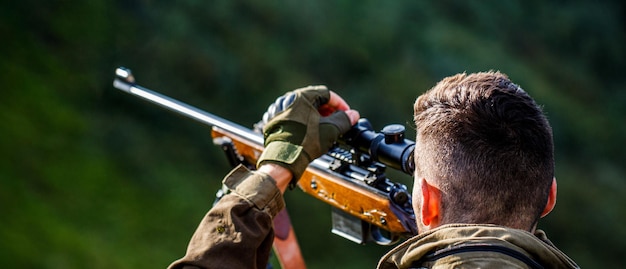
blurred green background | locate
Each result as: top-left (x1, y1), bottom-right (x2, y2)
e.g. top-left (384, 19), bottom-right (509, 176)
top-left (1, 1), bottom-right (625, 268)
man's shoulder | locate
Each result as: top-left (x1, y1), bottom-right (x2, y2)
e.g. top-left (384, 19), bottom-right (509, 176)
top-left (377, 224), bottom-right (579, 269)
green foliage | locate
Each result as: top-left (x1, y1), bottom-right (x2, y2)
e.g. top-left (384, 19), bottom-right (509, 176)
top-left (1, 0), bottom-right (624, 268)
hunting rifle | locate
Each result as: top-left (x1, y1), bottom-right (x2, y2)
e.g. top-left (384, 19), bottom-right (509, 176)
top-left (113, 67), bottom-right (417, 268)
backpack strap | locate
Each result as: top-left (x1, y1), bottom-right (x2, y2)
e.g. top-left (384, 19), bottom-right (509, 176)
top-left (410, 243), bottom-right (544, 269)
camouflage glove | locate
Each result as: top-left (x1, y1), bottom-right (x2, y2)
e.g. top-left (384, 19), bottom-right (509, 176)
top-left (257, 85), bottom-right (352, 186)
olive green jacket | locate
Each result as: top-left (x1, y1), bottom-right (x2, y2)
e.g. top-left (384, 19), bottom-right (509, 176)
top-left (168, 165), bottom-right (285, 269)
top-left (168, 165), bottom-right (579, 269)
top-left (377, 224), bottom-right (579, 269)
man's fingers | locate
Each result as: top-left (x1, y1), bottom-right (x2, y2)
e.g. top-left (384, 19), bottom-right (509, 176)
top-left (321, 91), bottom-right (359, 125)
top-left (345, 109), bottom-right (360, 126)
top-left (327, 91), bottom-right (351, 111)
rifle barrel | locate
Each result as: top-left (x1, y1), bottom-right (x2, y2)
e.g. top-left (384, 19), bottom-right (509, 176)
top-left (113, 67), bottom-right (263, 146)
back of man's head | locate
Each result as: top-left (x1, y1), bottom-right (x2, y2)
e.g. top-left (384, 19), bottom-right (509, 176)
top-left (413, 71), bottom-right (554, 230)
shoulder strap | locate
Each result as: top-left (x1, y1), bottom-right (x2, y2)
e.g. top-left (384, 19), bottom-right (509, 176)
top-left (410, 244), bottom-right (544, 269)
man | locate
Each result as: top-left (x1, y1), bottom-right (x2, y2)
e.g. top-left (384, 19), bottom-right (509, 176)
top-left (168, 72), bottom-right (579, 268)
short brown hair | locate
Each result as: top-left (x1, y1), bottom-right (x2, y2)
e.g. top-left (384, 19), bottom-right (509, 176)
top-left (413, 71), bottom-right (554, 229)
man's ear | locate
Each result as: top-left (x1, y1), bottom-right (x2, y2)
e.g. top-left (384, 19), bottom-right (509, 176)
top-left (540, 177), bottom-right (557, 218)
top-left (420, 178), bottom-right (442, 228)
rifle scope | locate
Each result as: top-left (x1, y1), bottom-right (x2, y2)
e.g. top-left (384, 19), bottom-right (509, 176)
top-left (341, 119), bottom-right (415, 176)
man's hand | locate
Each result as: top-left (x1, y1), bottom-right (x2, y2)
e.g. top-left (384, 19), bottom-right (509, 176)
top-left (257, 86), bottom-right (359, 188)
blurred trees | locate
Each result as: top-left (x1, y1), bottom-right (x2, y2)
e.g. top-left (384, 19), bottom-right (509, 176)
top-left (1, 0), bottom-right (624, 268)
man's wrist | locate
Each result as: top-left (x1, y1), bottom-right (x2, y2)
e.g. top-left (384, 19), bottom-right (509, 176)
top-left (257, 140), bottom-right (311, 183)
top-left (222, 165), bottom-right (286, 217)
top-left (257, 163), bottom-right (293, 194)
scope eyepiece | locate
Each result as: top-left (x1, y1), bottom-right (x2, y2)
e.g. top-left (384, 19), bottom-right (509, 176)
top-left (341, 118), bottom-right (415, 175)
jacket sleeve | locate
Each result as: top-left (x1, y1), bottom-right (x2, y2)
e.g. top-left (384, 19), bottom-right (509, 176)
top-left (168, 165), bottom-right (286, 269)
